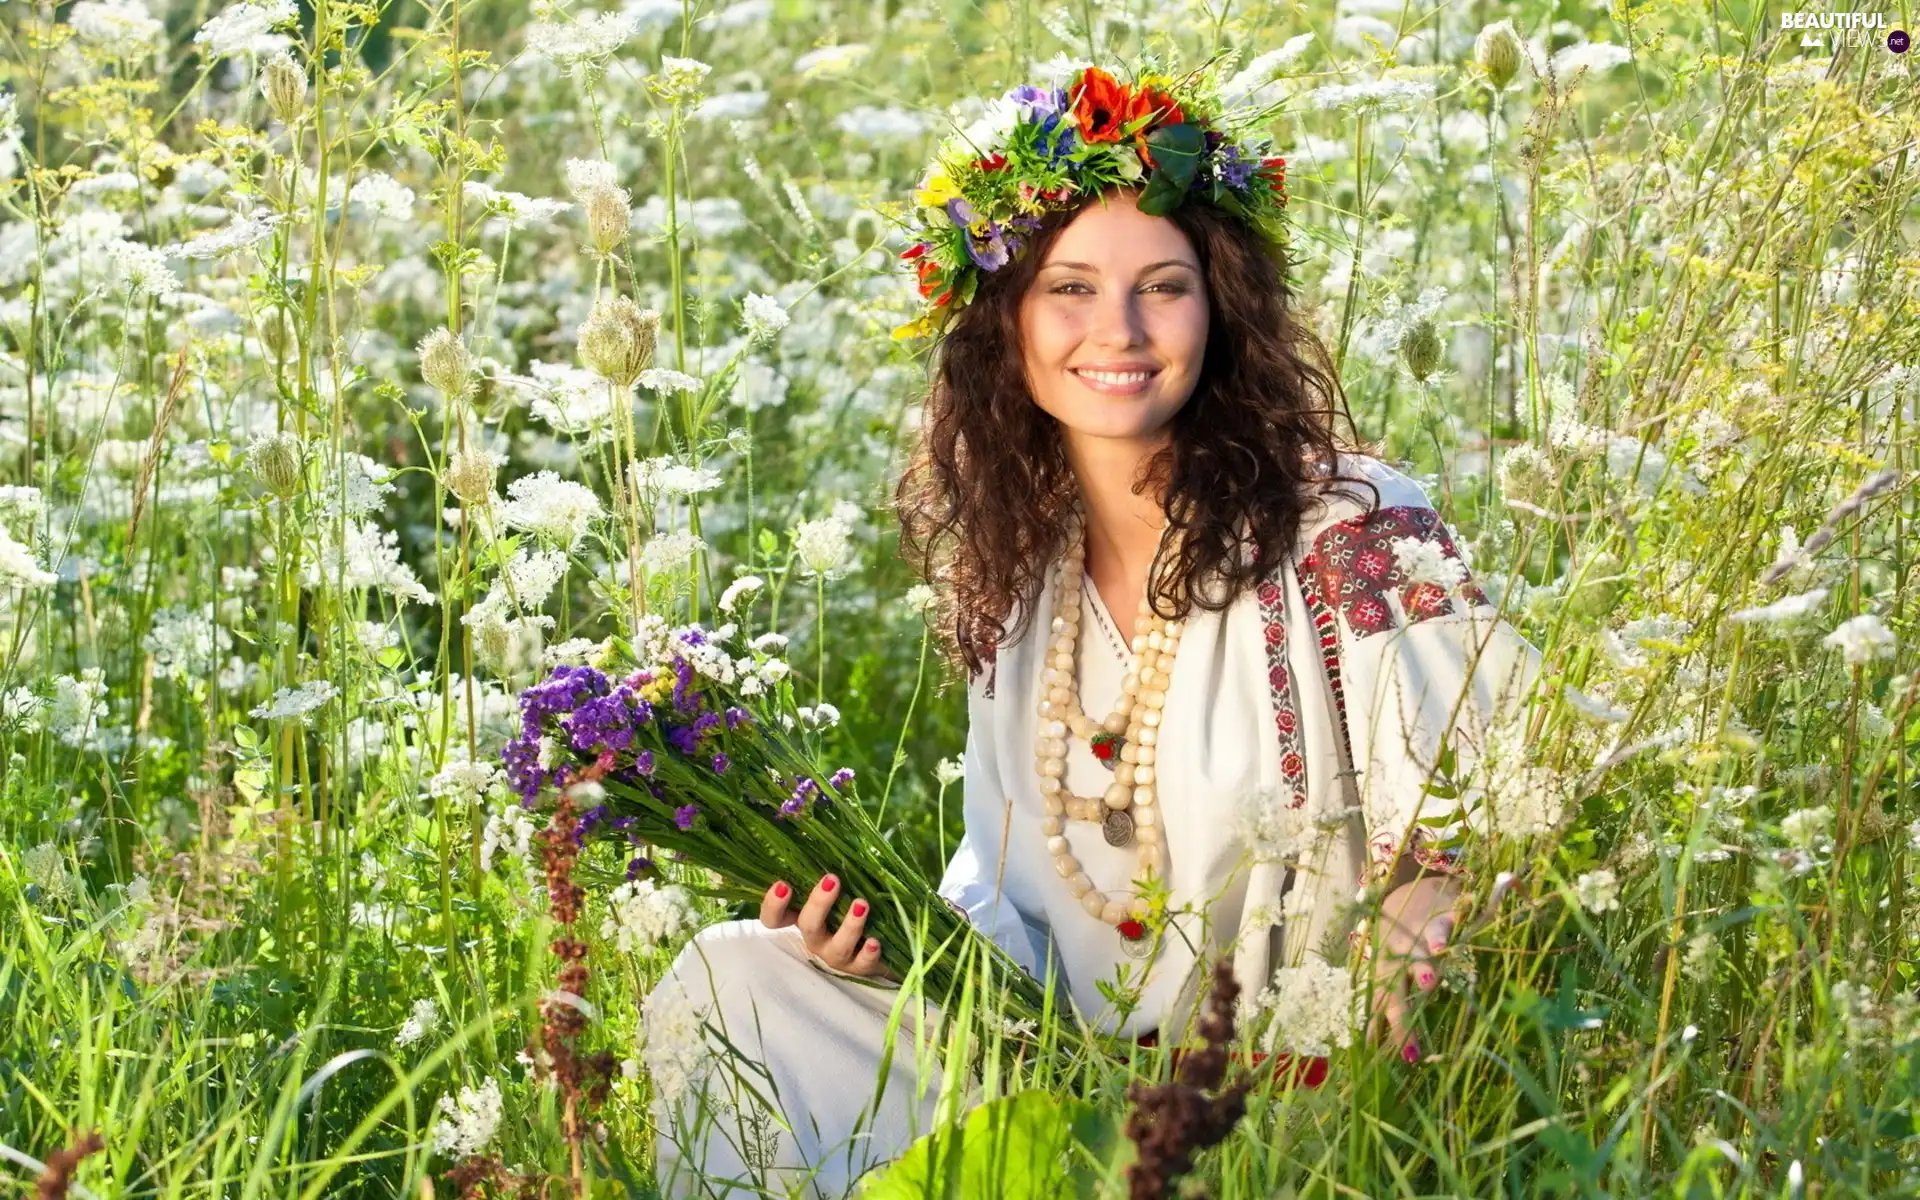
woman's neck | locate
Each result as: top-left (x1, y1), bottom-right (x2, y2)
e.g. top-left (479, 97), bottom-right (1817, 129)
top-left (1066, 434), bottom-right (1171, 598)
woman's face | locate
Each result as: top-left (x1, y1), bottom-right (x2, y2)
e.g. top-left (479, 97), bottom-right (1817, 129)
top-left (1017, 189), bottom-right (1210, 448)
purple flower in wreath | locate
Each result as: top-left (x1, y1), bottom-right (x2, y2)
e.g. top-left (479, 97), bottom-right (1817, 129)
top-left (1212, 139), bottom-right (1256, 190)
top-left (691, 711), bottom-right (722, 738)
top-left (723, 705), bottom-right (752, 730)
top-left (711, 752), bottom-right (730, 775)
top-left (670, 657), bottom-right (702, 713)
top-left (564, 689), bottom-right (638, 756)
top-left (673, 804), bottom-right (700, 831)
top-left (633, 748), bottom-right (656, 777)
top-left (828, 767), bottom-right (855, 790)
top-left (625, 856), bottom-right (656, 882)
top-left (666, 724), bottom-right (701, 756)
top-left (573, 804), bottom-right (610, 845)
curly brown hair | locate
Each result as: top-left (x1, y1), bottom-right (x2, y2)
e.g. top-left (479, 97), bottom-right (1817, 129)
top-left (893, 185), bottom-right (1381, 684)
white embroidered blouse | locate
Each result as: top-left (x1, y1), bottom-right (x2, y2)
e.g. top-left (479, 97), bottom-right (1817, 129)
top-left (932, 453), bottom-right (1546, 1039)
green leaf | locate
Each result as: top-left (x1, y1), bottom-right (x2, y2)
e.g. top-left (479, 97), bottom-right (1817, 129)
top-left (1134, 123), bottom-right (1205, 216)
top-left (854, 1089), bottom-right (1124, 1200)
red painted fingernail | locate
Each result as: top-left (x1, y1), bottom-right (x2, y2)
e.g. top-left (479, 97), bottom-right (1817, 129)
top-left (1402, 1040), bottom-right (1422, 1064)
top-left (1416, 968), bottom-right (1435, 988)
top-left (851, 900), bottom-right (868, 917)
top-left (864, 938), bottom-right (879, 953)
top-left (822, 875), bottom-right (837, 892)
top-left (773, 881), bottom-right (790, 899)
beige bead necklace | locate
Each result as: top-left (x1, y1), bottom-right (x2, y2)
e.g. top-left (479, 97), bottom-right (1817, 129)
top-left (1033, 505), bottom-right (1184, 945)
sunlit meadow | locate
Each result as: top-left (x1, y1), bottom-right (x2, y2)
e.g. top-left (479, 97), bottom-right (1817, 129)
top-left (1, 0), bottom-right (1917, 1195)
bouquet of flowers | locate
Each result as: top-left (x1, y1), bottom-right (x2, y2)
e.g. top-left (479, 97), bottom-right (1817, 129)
top-left (501, 615), bottom-right (1047, 1017)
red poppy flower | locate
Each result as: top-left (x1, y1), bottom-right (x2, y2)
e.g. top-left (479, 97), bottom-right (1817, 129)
top-left (1117, 919), bottom-right (1147, 940)
top-left (900, 242), bottom-right (927, 261)
top-left (1070, 67), bottom-right (1133, 143)
top-left (1261, 156), bottom-right (1289, 194)
top-left (976, 152), bottom-right (1008, 172)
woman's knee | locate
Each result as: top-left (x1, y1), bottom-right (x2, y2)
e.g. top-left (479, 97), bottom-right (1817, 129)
top-left (662, 918), bottom-right (801, 999)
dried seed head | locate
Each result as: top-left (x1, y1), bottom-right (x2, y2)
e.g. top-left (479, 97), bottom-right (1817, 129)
top-left (1475, 20), bottom-right (1524, 91)
top-left (445, 447), bottom-right (499, 505)
top-left (255, 307), bottom-right (295, 359)
top-left (248, 431), bottom-right (304, 498)
top-left (582, 184), bottom-right (631, 256)
top-left (1398, 315), bottom-right (1444, 381)
top-left (417, 327), bottom-right (472, 398)
top-left (577, 295), bottom-right (660, 387)
top-left (262, 51), bottom-right (308, 122)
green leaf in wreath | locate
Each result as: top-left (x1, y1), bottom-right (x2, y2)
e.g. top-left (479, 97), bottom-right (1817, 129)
top-left (1134, 123), bottom-right (1206, 217)
top-left (853, 1089), bottom-right (1127, 1200)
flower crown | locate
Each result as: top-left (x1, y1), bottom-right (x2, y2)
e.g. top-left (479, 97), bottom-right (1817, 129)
top-left (890, 60), bottom-right (1290, 342)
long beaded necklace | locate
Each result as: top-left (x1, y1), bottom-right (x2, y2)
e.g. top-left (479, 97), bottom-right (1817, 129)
top-left (1033, 505), bottom-right (1185, 950)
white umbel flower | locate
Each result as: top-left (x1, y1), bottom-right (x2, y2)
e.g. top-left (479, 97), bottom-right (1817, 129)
top-left (741, 292), bottom-right (790, 343)
top-left (1729, 586), bottom-right (1829, 626)
top-left (639, 982), bottom-right (712, 1106)
top-left (1252, 959), bottom-right (1358, 1057)
top-left (429, 1077), bottom-right (504, 1158)
top-left (0, 526), bottom-right (56, 587)
top-left (1572, 868), bottom-right (1620, 914)
top-left (1823, 614), bottom-right (1895, 666)
top-left (394, 997), bottom-right (440, 1047)
top-left (600, 880), bottom-right (697, 953)
top-left (194, 0), bottom-right (297, 58)
top-left (718, 575), bottom-right (765, 615)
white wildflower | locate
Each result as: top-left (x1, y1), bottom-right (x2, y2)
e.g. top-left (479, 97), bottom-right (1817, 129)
top-left (905, 584), bottom-right (938, 612)
top-left (564, 158), bottom-right (619, 201)
top-left (481, 803), bottom-right (539, 872)
top-left (463, 181), bottom-right (572, 230)
top-left (718, 575), bottom-right (765, 615)
top-left (792, 512), bottom-right (856, 579)
top-left (174, 212), bottom-right (282, 260)
top-left (1234, 782), bottom-right (1347, 866)
top-left (638, 367), bottom-right (703, 395)
top-left (108, 240), bottom-right (180, 301)
top-left (24, 842), bottom-right (75, 901)
top-left (795, 702), bottom-right (839, 730)
top-left (310, 520), bottom-right (434, 605)
top-left (653, 55), bottom-right (714, 101)
top-left (250, 680), bottom-right (339, 724)
top-left (1218, 34), bottom-right (1316, 106)
top-left (1562, 683), bottom-right (1630, 723)
top-left (428, 758), bottom-right (502, 805)
top-left (429, 1077), bottom-right (504, 1158)
top-left (49, 670), bottom-right (109, 749)
top-left (1251, 959), bottom-right (1358, 1057)
top-left (1572, 868), bottom-right (1620, 914)
top-left (1729, 586), bottom-right (1829, 626)
top-left (793, 43), bottom-right (869, 76)
top-left (1390, 535), bottom-right (1467, 592)
top-left (347, 172), bottom-right (415, 221)
top-left (934, 756), bottom-right (965, 787)
top-left (1683, 930), bottom-right (1719, 982)
top-left (749, 631), bottom-right (788, 653)
top-left (741, 292), bottom-right (790, 343)
top-left (0, 526), bottom-right (57, 588)
top-left (601, 880), bottom-right (697, 953)
top-left (1823, 614), bottom-right (1896, 666)
top-left (1780, 805), bottom-right (1833, 851)
top-left (639, 531), bottom-right (707, 575)
top-left (394, 997), bottom-right (440, 1047)
top-left (1301, 78), bottom-right (1433, 114)
top-left (498, 471), bottom-right (603, 550)
top-left (639, 983), bottom-right (711, 1106)
top-left (526, 10), bottom-right (637, 73)
top-left (68, 0), bottom-right (164, 53)
top-left (1550, 41), bottom-right (1632, 82)
top-left (193, 0), bottom-right (297, 57)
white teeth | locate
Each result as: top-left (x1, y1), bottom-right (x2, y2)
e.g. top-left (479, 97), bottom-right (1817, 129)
top-left (1075, 370), bottom-right (1153, 385)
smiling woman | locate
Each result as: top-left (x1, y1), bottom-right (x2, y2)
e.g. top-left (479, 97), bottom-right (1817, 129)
top-left (647, 65), bottom-right (1547, 1198)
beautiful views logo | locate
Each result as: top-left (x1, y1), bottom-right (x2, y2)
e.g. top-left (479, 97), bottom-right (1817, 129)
top-left (1780, 11), bottom-right (1889, 48)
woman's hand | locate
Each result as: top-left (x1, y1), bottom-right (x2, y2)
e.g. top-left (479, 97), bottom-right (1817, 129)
top-left (1365, 874), bottom-right (1469, 1062)
top-left (760, 874), bottom-right (901, 983)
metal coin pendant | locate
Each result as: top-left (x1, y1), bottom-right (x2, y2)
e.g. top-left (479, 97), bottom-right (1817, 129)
top-left (1101, 808), bottom-right (1135, 847)
top-left (1120, 928), bottom-right (1154, 958)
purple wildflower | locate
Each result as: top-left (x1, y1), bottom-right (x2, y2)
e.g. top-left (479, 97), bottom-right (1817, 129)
top-left (666, 725), bottom-right (701, 755)
top-left (670, 657), bottom-right (703, 714)
top-left (564, 689), bottom-right (638, 756)
top-left (634, 749), bottom-right (656, 777)
top-left (829, 767), bottom-right (855, 790)
top-left (711, 753), bottom-right (730, 775)
top-left (625, 856), bottom-right (656, 882)
top-left (673, 804), bottom-right (700, 831)
top-left (778, 776), bottom-right (820, 818)
top-left (723, 705), bottom-right (752, 730)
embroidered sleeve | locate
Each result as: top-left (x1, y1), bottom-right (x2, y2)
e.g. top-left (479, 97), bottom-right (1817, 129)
top-left (1301, 503), bottom-right (1544, 889)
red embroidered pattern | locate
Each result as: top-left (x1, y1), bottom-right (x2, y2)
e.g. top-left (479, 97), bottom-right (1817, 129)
top-left (1304, 505), bottom-right (1488, 639)
top-left (1253, 579), bottom-right (1310, 811)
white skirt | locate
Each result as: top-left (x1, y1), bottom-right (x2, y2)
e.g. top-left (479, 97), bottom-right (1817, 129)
top-left (649, 919), bottom-right (973, 1199)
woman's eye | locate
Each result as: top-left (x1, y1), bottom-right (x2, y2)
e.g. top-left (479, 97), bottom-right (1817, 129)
top-left (1051, 282), bottom-right (1186, 295)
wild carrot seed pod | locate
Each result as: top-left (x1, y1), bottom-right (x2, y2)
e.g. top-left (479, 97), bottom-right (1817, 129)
top-left (582, 184), bottom-right (632, 257)
top-left (261, 50), bottom-right (308, 122)
top-left (248, 431), bottom-right (303, 498)
top-left (1475, 19), bottom-right (1524, 91)
top-left (577, 295), bottom-right (660, 387)
top-left (417, 327), bottom-right (472, 398)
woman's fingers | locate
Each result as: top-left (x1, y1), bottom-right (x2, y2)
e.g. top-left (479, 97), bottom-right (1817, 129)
top-left (759, 880), bottom-right (796, 930)
top-left (825, 897), bottom-right (870, 966)
top-left (794, 873), bottom-right (840, 945)
top-left (1424, 911), bottom-right (1456, 958)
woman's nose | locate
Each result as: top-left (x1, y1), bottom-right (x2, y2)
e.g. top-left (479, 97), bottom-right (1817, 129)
top-left (1089, 289), bottom-right (1148, 348)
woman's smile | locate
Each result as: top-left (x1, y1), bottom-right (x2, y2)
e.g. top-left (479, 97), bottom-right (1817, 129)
top-left (1070, 364), bottom-right (1162, 395)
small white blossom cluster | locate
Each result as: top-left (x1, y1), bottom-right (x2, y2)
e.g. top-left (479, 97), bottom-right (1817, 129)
top-left (481, 802), bottom-right (539, 872)
top-left (1729, 586), bottom-right (1828, 627)
top-left (741, 292), bottom-right (790, 343)
top-left (1234, 782), bottom-right (1350, 867)
top-left (1823, 614), bottom-right (1896, 666)
top-left (1302, 77), bottom-right (1434, 114)
top-left (718, 575), bottom-right (765, 615)
top-left (0, 524), bottom-right (56, 588)
top-left (792, 502), bottom-right (863, 579)
top-left (639, 531), bottom-right (708, 576)
top-left (1390, 534), bottom-right (1468, 593)
top-left (193, 0), bottom-right (298, 58)
top-left (933, 756), bottom-right (965, 787)
top-left (394, 997), bottom-right (441, 1047)
top-left (600, 880), bottom-right (697, 953)
top-left (639, 982), bottom-right (711, 1106)
top-left (429, 1077), bottom-right (504, 1158)
top-left (49, 670), bottom-right (109, 749)
top-left (1573, 868), bottom-right (1621, 914)
top-left (1251, 958), bottom-right (1358, 1057)
top-left (428, 757), bottom-right (503, 806)
top-left (526, 8), bottom-right (638, 75)
top-left (251, 680), bottom-right (340, 725)
top-left (1780, 805), bottom-right (1833, 852)
top-left (498, 471), bottom-right (604, 551)
top-left (629, 457), bottom-right (723, 500)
